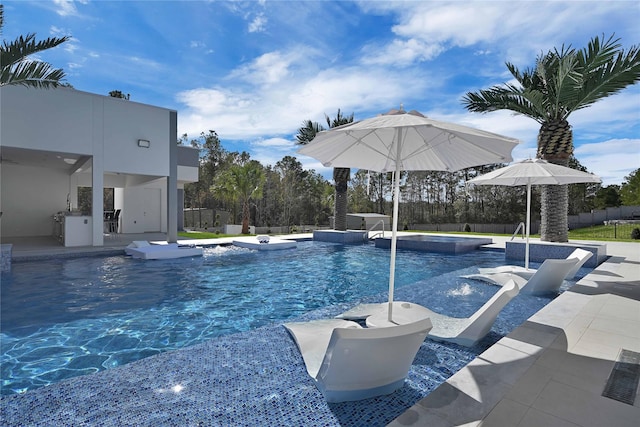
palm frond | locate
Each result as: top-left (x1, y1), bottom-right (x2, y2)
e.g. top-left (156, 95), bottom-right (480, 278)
top-left (325, 108), bottom-right (354, 128)
top-left (578, 34), bottom-right (621, 73)
top-left (573, 36), bottom-right (640, 110)
top-left (1, 59), bottom-right (66, 88)
top-left (466, 35), bottom-right (639, 122)
top-left (296, 120), bottom-right (325, 145)
top-left (1, 33), bottom-right (69, 67)
top-left (542, 50), bottom-right (582, 120)
top-left (462, 84), bottom-right (546, 123)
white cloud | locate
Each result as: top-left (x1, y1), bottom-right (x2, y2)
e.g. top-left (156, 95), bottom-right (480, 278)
top-left (359, 1), bottom-right (638, 67)
top-left (576, 139), bottom-right (640, 186)
top-left (297, 157), bottom-right (334, 177)
top-left (252, 137), bottom-right (292, 148)
top-left (361, 38), bottom-right (445, 66)
top-left (248, 13), bottom-right (267, 33)
top-left (390, 2), bottom-right (507, 46)
top-left (230, 51), bottom-right (299, 85)
top-left (570, 90), bottom-right (640, 139)
top-left (52, 0), bottom-right (78, 17)
top-left (176, 46), bottom-right (434, 140)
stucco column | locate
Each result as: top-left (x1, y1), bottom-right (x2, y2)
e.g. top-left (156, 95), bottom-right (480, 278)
top-left (167, 110), bottom-right (178, 243)
top-left (91, 98), bottom-right (104, 246)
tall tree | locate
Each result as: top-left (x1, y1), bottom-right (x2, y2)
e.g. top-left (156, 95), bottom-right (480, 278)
top-left (594, 185), bottom-right (621, 209)
top-left (349, 170), bottom-right (376, 215)
top-left (275, 156), bottom-right (307, 228)
top-left (620, 169), bottom-right (640, 205)
top-left (567, 156), bottom-right (599, 215)
top-left (183, 130), bottom-right (229, 210)
top-left (0, 4), bottom-right (70, 88)
top-left (463, 34), bottom-right (640, 242)
top-left (214, 160), bottom-right (265, 234)
top-left (296, 109), bottom-right (354, 231)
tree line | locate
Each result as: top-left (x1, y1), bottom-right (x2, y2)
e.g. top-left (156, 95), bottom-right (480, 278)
top-left (182, 129), bottom-right (640, 230)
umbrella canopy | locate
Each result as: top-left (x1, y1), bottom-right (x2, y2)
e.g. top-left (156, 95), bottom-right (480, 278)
top-left (299, 108), bottom-right (518, 173)
top-left (298, 107), bottom-right (519, 322)
top-left (467, 158), bottom-right (601, 268)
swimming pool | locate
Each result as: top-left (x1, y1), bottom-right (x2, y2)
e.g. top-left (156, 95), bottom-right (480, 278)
top-left (1, 241), bottom-right (553, 396)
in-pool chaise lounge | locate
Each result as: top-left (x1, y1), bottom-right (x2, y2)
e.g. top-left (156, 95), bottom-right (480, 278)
top-left (232, 235), bottom-right (297, 250)
top-left (475, 247), bottom-right (593, 280)
top-left (125, 241), bottom-right (203, 259)
top-left (283, 318), bottom-right (432, 402)
top-left (336, 280), bottom-right (519, 347)
top-left (462, 255), bottom-right (582, 295)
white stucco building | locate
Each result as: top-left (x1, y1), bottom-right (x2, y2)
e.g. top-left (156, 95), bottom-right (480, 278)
top-left (0, 86), bottom-right (198, 246)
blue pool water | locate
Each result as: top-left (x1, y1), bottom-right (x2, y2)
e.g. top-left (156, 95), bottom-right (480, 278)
top-left (2, 241), bottom-right (559, 397)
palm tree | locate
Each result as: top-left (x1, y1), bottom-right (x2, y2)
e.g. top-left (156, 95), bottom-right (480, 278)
top-left (214, 160), bottom-right (265, 234)
top-left (296, 109), bottom-right (354, 231)
top-left (0, 4), bottom-right (70, 88)
top-left (463, 34), bottom-right (640, 242)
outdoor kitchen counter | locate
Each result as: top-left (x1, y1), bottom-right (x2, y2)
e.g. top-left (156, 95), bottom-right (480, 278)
top-left (53, 213), bottom-right (93, 247)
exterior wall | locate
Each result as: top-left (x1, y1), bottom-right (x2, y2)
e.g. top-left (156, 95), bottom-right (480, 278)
top-left (569, 206), bottom-right (640, 228)
top-left (102, 99), bottom-right (170, 176)
top-left (1, 87), bottom-right (94, 155)
top-left (0, 163), bottom-right (70, 237)
top-left (178, 165), bottom-right (198, 182)
top-left (177, 146), bottom-right (199, 183)
top-left (1, 86), bottom-right (171, 176)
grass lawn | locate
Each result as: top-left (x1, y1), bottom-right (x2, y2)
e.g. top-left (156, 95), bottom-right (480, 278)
top-left (412, 224), bottom-right (640, 243)
top-left (568, 223), bottom-right (639, 242)
top-left (178, 231), bottom-right (245, 239)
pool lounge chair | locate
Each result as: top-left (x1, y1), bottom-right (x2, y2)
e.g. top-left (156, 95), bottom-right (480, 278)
top-left (283, 318), bottom-right (432, 402)
top-left (357, 280), bottom-right (519, 347)
top-left (463, 256), bottom-right (580, 295)
top-left (124, 241), bottom-right (203, 259)
top-left (476, 248), bottom-right (593, 279)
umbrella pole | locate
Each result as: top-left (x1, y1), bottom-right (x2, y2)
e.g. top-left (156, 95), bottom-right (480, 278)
top-left (525, 183), bottom-right (531, 269)
top-left (388, 132), bottom-right (402, 322)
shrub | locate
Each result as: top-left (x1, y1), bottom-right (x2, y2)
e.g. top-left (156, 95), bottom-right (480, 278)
top-left (631, 228), bottom-right (640, 240)
top-left (464, 223), bottom-right (472, 232)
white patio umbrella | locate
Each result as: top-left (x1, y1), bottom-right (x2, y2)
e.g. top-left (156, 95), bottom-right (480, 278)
top-left (298, 107), bottom-right (519, 322)
top-left (467, 158), bottom-right (601, 269)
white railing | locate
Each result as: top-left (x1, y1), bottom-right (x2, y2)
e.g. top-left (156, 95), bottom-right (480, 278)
top-left (511, 222), bottom-right (526, 240)
top-left (367, 220), bottom-right (386, 240)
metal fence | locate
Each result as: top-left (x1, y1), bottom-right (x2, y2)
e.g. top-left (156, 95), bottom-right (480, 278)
top-left (183, 209), bottom-right (231, 230)
top-left (411, 223), bottom-right (537, 235)
top-left (575, 221), bottom-right (640, 240)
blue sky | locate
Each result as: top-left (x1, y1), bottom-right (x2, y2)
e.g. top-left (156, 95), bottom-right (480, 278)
top-left (4, 0), bottom-right (639, 186)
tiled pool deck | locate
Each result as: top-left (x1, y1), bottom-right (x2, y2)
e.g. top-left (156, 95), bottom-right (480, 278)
top-left (1, 234), bottom-right (639, 426)
top-left (391, 238), bottom-right (640, 427)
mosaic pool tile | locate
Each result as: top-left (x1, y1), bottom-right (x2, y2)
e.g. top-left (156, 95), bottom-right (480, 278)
top-left (0, 264), bottom-right (567, 426)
